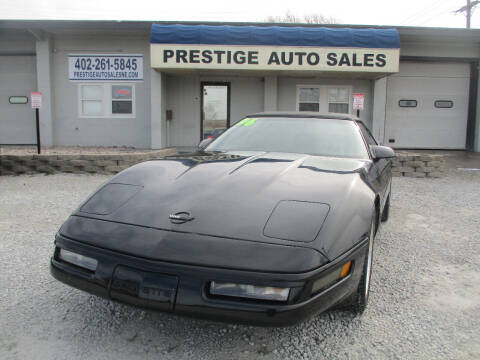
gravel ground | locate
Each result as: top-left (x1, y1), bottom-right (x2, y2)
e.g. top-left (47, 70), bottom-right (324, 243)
top-left (1, 170), bottom-right (479, 360)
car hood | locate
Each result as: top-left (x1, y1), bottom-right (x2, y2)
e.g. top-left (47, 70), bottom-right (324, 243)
top-left (70, 151), bottom-right (375, 259)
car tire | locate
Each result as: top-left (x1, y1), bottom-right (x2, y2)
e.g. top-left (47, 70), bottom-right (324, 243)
top-left (339, 215), bottom-right (376, 314)
top-left (381, 195), bottom-right (390, 222)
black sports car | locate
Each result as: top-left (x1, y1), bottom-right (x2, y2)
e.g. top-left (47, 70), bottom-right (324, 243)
top-left (50, 112), bottom-right (394, 326)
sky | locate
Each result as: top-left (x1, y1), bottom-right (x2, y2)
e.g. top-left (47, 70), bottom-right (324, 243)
top-left (1, 0), bottom-right (479, 28)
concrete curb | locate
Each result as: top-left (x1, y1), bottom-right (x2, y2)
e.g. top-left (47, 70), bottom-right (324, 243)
top-left (0, 148), bottom-right (178, 176)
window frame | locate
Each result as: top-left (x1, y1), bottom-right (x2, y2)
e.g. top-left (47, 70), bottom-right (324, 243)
top-left (78, 83), bottom-right (136, 118)
top-left (398, 99), bottom-right (417, 108)
top-left (296, 85), bottom-right (353, 114)
top-left (357, 121), bottom-right (378, 147)
top-left (78, 84), bottom-right (104, 117)
top-left (326, 86), bottom-right (352, 114)
top-left (296, 85), bottom-right (321, 112)
top-left (434, 100), bottom-right (454, 109)
top-left (9, 96), bottom-right (28, 104)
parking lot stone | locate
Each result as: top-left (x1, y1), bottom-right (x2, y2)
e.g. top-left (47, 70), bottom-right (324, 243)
top-left (0, 170), bottom-right (479, 359)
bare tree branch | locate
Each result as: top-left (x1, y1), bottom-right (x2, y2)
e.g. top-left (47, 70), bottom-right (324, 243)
top-left (265, 10), bottom-right (339, 24)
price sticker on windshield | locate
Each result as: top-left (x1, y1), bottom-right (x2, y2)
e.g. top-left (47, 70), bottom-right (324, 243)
top-left (236, 118), bottom-right (258, 127)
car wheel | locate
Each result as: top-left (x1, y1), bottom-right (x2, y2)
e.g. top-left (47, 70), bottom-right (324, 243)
top-left (342, 215), bottom-right (376, 314)
top-left (381, 195), bottom-right (390, 222)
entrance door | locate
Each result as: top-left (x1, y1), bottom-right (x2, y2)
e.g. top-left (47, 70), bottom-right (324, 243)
top-left (201, 82), bottom-right (230, 140)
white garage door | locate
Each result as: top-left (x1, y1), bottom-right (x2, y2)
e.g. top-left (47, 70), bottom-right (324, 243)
top-left (385, 62), bottom-right (470, 149)
top-left (0, 56), bottom-right (37, 144)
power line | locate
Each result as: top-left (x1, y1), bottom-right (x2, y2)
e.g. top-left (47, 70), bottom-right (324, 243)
top-left (399, 0), bottom-right (444, 25)
top-left (416, 1), bottom-right (460, 26)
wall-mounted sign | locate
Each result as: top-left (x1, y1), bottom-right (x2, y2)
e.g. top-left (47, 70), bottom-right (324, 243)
top-left (68, 54), bottom-right (144, 81)
top-left (353, 93), bottom-right (365, 110)
top-left (30, 92), bottom-right (42, 109)
top-left (150, 45), bottom-right (399, 73)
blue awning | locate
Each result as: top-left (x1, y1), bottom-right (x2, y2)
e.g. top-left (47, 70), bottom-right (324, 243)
top-left (150, 24), bottom-right (400, 49)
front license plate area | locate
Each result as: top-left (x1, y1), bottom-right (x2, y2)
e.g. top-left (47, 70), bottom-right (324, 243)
top-left (109, 265), bottom-right (178, 311)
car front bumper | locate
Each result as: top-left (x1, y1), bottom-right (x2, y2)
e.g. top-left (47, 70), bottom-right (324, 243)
top-left (50, 235), bottom-right (368, 326)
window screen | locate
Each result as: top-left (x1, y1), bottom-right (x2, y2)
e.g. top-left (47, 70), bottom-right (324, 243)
top-left (328, 88), bottom-right (349, 114)
top-left (434, 100), bottom-right (453, 108)
top-left (298, 87), bottom-right (320, 112)
top-left (80, 85), bottom-right (103, 116)
top-left (399, 100), bottom-right (417, 108)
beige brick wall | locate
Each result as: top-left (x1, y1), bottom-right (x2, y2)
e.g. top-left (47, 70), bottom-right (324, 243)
top-left (391, 152), bottom-right (446, 178)
top-left (1, 149), bottom-right (447, 179)
top-left (0, 149), bottom-right (177, 176)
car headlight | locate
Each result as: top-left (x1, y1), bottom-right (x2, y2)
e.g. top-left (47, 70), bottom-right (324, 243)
top-left (210, 281), bottom-right (290, 302)
top-left (58, 248), bottom-right (98, 271)
top-left (311, 261), bottom-right (352, 294)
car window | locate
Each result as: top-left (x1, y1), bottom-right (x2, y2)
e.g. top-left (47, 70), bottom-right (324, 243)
top-left (206, 117), bottom-right (369, 159)
top-left (358, 122), bottom-right (378, 146)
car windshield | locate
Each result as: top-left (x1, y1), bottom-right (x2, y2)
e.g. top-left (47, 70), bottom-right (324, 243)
top-left (206, 117), bottom-right (369, 159)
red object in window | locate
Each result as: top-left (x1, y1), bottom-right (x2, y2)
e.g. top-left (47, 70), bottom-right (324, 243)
top-left (206, 136), bottom-right (213, 139)
top-left (115, 89), bottom-right (130, 95)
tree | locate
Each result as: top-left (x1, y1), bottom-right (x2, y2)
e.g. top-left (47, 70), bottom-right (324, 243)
top-left (265, 10), bottom-right (338, 24)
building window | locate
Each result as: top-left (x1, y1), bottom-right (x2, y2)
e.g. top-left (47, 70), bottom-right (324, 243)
top-left (80, 85), bottom-right (103, 116)
top-left (9, 96), bottom-right (28, 104)
top-left (328, 87), bottom-right (350, 113)
top-left (434, 100), bottom-right (453, 109)
top-left (112, 85), bottom-right (133, 114)
top-left (398, 100), bottom-right (417, 108)
top-left (79, 84), bottom-right (135, 117)
top-left (298, 87), bottom-right (320, 112)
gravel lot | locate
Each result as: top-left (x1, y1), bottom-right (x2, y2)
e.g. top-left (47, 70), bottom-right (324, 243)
top-left (1, 170), bottom-right (479, 359)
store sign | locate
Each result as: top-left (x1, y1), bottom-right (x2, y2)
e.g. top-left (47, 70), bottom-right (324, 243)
top-left (150, 45), bottom-right (399, 73)
top-left (68, 54), bottom-right (144, 81)
top-left (30, 92), bottom-right (42, 109)
top-left (353, 93), bottom-right (365, 110)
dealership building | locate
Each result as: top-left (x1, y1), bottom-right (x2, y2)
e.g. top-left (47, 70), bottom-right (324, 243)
top-left (1, 20), bottom-right (479, 152)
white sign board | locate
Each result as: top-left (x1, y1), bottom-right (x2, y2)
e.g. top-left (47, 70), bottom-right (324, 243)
top-left (353, 93), bottom-right (365, 111)
top-left (151, 45), bottom-right (400, 73)
top-left (68, 54), bottom-right (144, 81)
top-left (30, 92), bottom-right (42, 109)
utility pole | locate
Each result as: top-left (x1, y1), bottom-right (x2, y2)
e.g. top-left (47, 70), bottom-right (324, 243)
top-left (467, 0), bottom-right (471, 28)
top-left (455, 0), bottom-right (479, 28)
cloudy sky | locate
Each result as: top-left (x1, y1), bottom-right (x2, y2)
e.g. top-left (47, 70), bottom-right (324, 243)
top-left (1, 0), bottom-right (479, 28)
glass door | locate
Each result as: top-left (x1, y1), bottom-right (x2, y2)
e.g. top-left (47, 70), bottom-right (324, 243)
top-left (201, 82), bottom-right (230, 140)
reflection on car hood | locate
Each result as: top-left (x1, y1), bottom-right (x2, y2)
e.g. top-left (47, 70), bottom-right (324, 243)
top-left (73, 151), bottom-right (373, 253)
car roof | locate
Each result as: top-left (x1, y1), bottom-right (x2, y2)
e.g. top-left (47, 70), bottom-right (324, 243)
top-left (246, 111), bottom-right (359, 121)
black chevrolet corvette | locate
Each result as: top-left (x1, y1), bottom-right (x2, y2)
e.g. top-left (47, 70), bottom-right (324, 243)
top-left (50, 112), bottom-right (394, 326)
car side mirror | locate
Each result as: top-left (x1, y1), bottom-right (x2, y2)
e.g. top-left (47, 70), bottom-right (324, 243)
top-left (371, 145), bottom-right (395, 160)
top-left (198, 137), bottom-right (213, 149)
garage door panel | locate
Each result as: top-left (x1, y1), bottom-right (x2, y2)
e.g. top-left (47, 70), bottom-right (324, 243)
top-left (392, 62), bottom-right (470, 78)
top-left (385, 62), bottom-right (469, 149)
top-left (0, 56), bottom-right (37, 144)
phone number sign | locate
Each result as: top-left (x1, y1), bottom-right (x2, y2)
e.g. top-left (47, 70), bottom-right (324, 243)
top-left (68, 54), bottom-right (144, 81)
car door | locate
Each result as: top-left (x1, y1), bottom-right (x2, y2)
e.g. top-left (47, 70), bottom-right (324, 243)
top-left (358, 122), bottom-right (391, 204)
